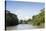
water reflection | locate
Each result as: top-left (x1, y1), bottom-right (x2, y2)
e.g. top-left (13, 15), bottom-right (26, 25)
top-left (6, 24), bottom-right (44, 30)
top-left (7, 24), bottom-right (34, 30)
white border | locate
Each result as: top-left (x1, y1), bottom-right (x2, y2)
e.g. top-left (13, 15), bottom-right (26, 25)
top-left (0, 0), bottom-right (5, 31)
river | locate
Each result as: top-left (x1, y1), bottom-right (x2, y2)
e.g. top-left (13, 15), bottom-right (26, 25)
top-left (6, 24), bottom-right (44, 30)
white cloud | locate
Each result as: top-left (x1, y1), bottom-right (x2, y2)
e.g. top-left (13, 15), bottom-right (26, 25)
top-left (9, 8), bottom-right (41, 21)
top-left (15, 9), bottom-right (26, 20)
top-left (24, 16), bottom-right (32, 20)
top-left (13, 9), bottom-right (32, 20)
top-left (10, 9), bottom-right (41, 20)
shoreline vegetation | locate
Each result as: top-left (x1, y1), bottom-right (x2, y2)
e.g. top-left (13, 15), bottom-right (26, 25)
top-left (5, 8), bottom-right (45, 29)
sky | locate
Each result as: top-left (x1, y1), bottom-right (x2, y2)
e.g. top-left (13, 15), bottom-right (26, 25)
top-left (6, 0), bottom-right (45, 3)
top-left (6, 1), bottom-right (45, 20)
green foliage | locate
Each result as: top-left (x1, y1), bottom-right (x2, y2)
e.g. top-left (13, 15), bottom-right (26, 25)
top-left (5, 10), bottom-right (19, 26)
top-left (31, 8), bottom-right (45, 26)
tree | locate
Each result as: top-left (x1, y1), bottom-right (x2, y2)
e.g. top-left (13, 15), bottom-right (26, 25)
top-left (5, 10), bottom-right (19, 26)
top-left (31, 8), bottom-right (45, 26)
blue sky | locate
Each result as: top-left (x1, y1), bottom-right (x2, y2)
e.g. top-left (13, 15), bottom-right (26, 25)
top-left (6, 1), bottom-right (45, 20)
